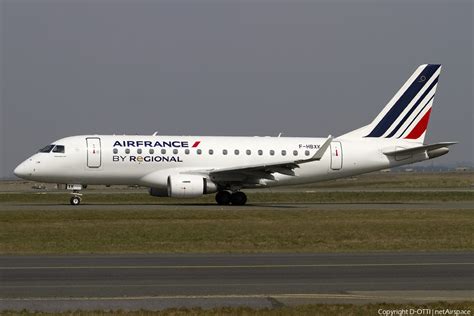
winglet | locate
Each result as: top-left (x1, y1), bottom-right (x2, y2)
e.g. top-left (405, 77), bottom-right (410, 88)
top-left (312, 135), bottom-right (333, 160)
top-left (296, 135), bottom-right (333, 163)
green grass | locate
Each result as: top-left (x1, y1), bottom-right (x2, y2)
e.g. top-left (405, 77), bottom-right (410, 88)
top-left (1, 174), bottom-right (473, 254)
top-left (2, 302), bottom-right (474, 316)
top-left (5, 172), bottom-right (473, 192)
top-left (1, 190), bottom-right (473, 204)
top-left (1, 208), bottom-right (472, 254)
top-left (307, 172), bottom-right (474, 189)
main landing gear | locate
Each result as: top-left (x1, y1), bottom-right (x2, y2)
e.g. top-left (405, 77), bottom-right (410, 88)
top-left (215, 191), bottom-right (247, 206)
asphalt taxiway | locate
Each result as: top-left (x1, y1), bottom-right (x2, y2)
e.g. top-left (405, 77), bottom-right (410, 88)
top-left (1, 252), bottom-right (473, 311)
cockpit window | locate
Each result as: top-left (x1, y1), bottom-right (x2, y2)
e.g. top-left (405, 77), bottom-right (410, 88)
top-left (39, 145), bottom-right (55, 153)
top-left (52, 145), bottom-right (65, 153)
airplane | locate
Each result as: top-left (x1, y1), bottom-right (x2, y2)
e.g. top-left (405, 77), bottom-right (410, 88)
top-left (14, 64), bottom-right (457, 206)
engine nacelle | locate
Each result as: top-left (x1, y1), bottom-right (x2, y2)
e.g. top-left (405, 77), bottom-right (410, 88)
top-left (167, 175), bottom-right (217, 198)
top-left (149, 175), bottom-right (217, 198)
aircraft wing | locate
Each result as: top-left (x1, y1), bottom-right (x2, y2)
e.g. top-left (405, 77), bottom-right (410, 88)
top-left (382, 141), bottom-right (458, 156)
top-left (185, 136), bottom-right (333, 184)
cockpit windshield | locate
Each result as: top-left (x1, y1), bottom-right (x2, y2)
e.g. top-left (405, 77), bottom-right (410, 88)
top-left (38, 144), bottom-right (65, 153)
top-left (39, 145), bottom-right (55, 153)
top-left (52, 145), bottom-right (65, 153)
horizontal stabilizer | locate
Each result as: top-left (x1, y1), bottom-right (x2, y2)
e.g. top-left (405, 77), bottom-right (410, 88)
top-left (383, 142), bottom-right (458, 156)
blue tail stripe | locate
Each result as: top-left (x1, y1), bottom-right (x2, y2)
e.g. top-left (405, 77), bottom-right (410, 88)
top-left (398, 94), bottom-right (435, 138)
top-left (366, 64), bottom-right (440, 137)
top-left (385, 76), bottom-right (439, 138)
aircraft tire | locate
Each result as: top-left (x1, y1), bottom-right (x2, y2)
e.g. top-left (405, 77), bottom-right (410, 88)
top-left (70, 196), bottom-right (81, 206)
top-left (230, 191), bottom-right (247, 206)
top-left (215, 191), bottom-right (231, 205)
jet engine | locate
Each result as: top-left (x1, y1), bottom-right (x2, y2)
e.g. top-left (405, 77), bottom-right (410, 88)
top-left (149, 175), bottom-right (217, 198)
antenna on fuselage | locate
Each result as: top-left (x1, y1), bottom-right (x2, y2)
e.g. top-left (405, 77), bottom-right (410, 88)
top-left (152, 131), bottom-right (158, 136)
top-left (277, 132), bottom-right (283, 137)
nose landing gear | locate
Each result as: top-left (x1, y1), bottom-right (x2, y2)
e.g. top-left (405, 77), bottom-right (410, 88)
top-left (67, 184), bottom-right (83, 206)
top-left (70, 195), bottom-right (82, 205)
top-left (215, 190), bottom-right (247, 206)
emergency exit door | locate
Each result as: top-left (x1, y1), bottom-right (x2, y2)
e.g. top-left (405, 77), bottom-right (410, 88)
top-left (86, 137), bottom-right (101, 168)
top-left (330, 141), bottom-right (343, 170)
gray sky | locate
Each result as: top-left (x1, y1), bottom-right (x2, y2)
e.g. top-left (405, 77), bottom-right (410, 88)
top-left (1, 0), bottom-right (473, 178)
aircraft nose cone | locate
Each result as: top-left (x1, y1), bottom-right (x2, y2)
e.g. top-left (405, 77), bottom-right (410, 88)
top-left (14, 161), bottom-right (30, 179)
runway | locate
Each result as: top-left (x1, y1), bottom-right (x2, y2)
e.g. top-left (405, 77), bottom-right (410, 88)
top-left (1, 252), bottom-right (473, 311)
top-left (2, 201), bottom-right (473, 212)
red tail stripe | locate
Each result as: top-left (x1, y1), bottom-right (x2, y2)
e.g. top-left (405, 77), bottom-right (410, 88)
top-left (405, 108), bottom-right (432, 139)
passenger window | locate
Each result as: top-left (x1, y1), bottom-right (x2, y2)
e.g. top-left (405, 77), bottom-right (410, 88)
top-left (39, 145), bottom-right (55, 153)
top-left (293, 150), bottom-right (298, 156)
top-left (173, 149), bottom-right (178, 154)
top-left (223, 149), bottom-right (228, 155)
top-left (305, 150), bottom-right (310, 156)
top-left (281, 150), bottom-right (286, 156)
top-left (197, 149), bottom-right (202, 155)
top-left (125, 148), bottom-right (130, 154)
top-left (137, 148), bottom-right (142, 154)
top-left (113, 148), bottom-right (118, 154)
top-left (234, 149), bottom-right (240, 155)
top-left (52, 145), bottom-right (65, 153)
top-left (161, 149), bottom-right (166, 155)
top-left (258, 150), bottom-right (263, 156)
top-left (246, 150), bottom-right (251, 155)
top-left (209, 149), bottom-right (214, 155)
top-left (149, 148), bottom-right (154, 154)
top-left (185, 149), bottom-right (190, 155)
top-left (270, 150), bottom-right (275, 156)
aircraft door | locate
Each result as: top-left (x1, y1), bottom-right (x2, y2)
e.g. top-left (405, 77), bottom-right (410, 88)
top-left (330, 141), bottom-right (342, 170)
top-left (86, 137), bottom-right (101, 168)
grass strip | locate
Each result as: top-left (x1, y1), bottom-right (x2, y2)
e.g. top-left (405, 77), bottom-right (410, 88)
top-left (1, 209), bottom-right (472, 254)
top-left (306, 172), bottom-right (474, 189)
top-left (0, 191), bottom-right (473, 204)
top-left (2, 302), bottom-right (474, 316)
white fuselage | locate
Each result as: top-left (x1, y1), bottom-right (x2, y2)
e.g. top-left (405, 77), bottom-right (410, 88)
top-left (14, 134), bottom-right (429, 190)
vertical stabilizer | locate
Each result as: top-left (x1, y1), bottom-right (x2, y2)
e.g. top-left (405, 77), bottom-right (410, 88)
top-left (341, 64), bottom-right (442, 143)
